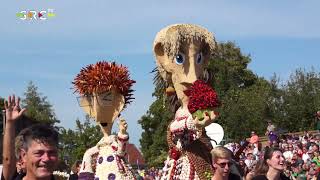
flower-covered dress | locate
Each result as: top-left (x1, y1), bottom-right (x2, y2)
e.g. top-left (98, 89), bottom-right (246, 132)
top-left (79, 133), bottom-right (135, 180)
top-left (161, 107), bottom-right (212, 180)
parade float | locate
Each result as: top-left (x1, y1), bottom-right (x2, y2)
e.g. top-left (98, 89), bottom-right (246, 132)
top-left (73, 61), bottom-right (136, 180)
top-left (153, 24), bottom-right (220, 180)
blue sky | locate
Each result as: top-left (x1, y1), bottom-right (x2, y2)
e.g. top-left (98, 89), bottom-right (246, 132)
top-left (0, 1), bottom-right (319, 147)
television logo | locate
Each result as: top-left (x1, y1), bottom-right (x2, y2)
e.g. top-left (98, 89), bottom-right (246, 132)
top-left (16, 9), bottom-right (55, 20)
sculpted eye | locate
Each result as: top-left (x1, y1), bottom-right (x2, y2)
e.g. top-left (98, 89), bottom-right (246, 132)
top-left (102, 92), bottom-right (113, 102)
top-left (175, 53), bottom-right (185, 65)
top-left (196, 52), bottom-right (203, 64)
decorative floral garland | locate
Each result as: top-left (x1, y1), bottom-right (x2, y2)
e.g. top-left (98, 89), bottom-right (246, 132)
top-left (91, 135), bottom-right (134, 180)
top-left (53, 171), bottom-right (70, 180)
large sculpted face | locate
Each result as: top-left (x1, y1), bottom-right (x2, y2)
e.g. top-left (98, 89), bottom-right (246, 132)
top-left (73, 61), bottom-right (135, 126)
top-left (155, 39), bottom-right (211, 104)
top-left (79, 89), bottom-right (125, 124)
top-left (153, 24), bottom-right (215, 105)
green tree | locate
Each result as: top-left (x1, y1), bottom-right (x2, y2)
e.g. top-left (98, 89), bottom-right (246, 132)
top-left (208, 42), bottom-right (257, 97)
top-left (217, 78), bottom-right (273, 140)
top-left (280, 68), bottom-right (320, 132)
top-left (208, 42), bottom-right (274, 140)
top-left (21, 81), bottom-right (59, 125)
top-left (139, 95), bottom-right (173, 167)
top-left (59, 115), bottom-right (102, 166)
top-left (265, 74), bottom-right (286, 123)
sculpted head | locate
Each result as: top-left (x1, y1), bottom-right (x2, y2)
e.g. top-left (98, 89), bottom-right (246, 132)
top-left (73, 61), bottom-right (135, 125)
top-left (153, 24), bottom-right (216, 105)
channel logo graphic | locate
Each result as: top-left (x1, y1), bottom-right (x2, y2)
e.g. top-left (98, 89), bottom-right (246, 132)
top-left (16, 9), bottom-right (55, 20)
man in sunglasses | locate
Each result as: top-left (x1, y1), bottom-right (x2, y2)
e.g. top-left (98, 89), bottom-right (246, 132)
top-left (211, 146), bottom-right (241, 180)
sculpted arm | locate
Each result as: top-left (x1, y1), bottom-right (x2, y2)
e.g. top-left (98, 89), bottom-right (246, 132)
top-left (115, 119), bottom-right (129, 157)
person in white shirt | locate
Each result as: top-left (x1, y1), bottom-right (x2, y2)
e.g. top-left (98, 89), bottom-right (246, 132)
top-left (245, 153), bottom-right (255, 169)
top-left (283, 145), bottom-right (293, 161)
top-left (265, 120), bottom-right (276, 136)
top-left (302, 148), bottom-right (311, 162)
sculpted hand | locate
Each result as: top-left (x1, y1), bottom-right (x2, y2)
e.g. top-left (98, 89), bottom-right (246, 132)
top-left (4, 95), bottom-right (26, 123)
top-left (194, 111), bottom-right (216, 128)
top-left (119, 118), bottom-right (128, 135)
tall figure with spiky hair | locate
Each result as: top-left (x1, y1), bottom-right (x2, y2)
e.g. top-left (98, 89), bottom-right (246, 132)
top-left (73, 61), bottom-right (136, 180)
top-left (153, 24), bottom-right (219, 180)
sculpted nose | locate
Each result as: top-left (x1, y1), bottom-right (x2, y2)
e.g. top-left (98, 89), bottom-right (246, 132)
top-left (183, 56), bottom-right (199, 84)
top-left (187, 62), bottom-right (198, 83)
top-left (184, 44), bottom-right (204, 84)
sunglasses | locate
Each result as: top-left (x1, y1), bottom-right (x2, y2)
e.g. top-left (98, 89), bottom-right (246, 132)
top-left (216, 162), bottom-right (232, 168)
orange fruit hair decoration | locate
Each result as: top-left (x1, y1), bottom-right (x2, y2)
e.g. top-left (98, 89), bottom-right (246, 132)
top-left (73, 61), bottom-right (136, 107)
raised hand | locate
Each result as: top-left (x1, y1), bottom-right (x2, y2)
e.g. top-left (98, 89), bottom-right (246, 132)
top-left (119, 118), bottom-right (128, 135)
top-left (194, 110), bottom-right (216, 128)
top-left (4, 94), bottom-right (26, 123)
top-left (2, 95), bottom-right (27, 180)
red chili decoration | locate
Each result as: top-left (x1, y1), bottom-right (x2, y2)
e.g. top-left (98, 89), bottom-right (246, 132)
top-left (184, 80), bottom-right (220, 114)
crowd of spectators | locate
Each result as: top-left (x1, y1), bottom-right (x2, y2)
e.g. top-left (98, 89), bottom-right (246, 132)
top-left (225, 130), bottom-right (320, 180)
top-left (131, 167), bottom-right (163, 180)
top-left (129, 126), bottom-right (320, 180)
top-left (2, 93), bottom-right (320, 180)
